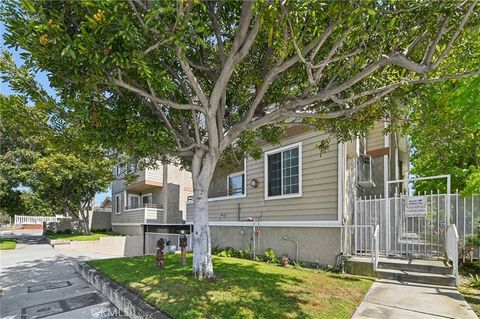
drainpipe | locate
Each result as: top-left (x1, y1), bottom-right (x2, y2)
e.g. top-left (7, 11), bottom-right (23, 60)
top-left (282, 235), bottom-right (299, 262)
top-left (163, 165), bottom-right (168, 224)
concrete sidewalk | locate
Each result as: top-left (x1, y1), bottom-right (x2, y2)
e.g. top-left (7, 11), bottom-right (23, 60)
top-left (0, 232), bottom-right (128, 319)
top-left (352, 279), bottom-right (478, 319)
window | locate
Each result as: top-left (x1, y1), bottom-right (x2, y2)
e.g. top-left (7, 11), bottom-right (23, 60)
top-left (142, 193), bottom-right (153, 207)
top-left (115, 195), bottom-right (121, 214)
top-left (115, 165), bottom-right (122, 175)
top-left (227, 172), bottom-right (245, 196)
top-left (265, 143), bottom-right (302, 199)
top-left (127, 162), bottom-right (137, 172)
top-left (128, 194), bottom-right (140, 209)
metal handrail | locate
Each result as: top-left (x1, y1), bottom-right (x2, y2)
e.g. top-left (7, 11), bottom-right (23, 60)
top-left (373, 225), bottom-right (380, 271)
top-left (446, 224), bottom-right (459, 286)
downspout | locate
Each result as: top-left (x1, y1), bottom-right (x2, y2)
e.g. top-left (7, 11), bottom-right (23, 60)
top-left (163, 164), bottom-right (168, 224)
top-left (282, 235), bottom-right (299, 262)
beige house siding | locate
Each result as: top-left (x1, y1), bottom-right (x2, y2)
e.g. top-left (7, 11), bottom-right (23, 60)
top-left (367, 121), bottom-right (386, 151)
top-left (187, 130), bottom-right (339, 222)
top-left (112, 210), bottom-right (144, 224)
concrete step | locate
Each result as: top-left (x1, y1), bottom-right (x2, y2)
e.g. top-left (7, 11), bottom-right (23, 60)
top-left (378, 258), bottom-right (452, 275)
top-left (376, 268), bottom-right (456, 286)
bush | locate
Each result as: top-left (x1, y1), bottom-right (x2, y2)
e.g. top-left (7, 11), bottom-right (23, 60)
top-left (217, 247), bottom-right (237, 258)
top-left (469, 274), bottom-right (480, 288)
top-left (264, 248), bottom-right (278, 263)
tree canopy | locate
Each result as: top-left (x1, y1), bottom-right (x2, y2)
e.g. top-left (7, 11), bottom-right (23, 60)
top-left (0, 91), bottom-right (113, 231)
top-left (409, 76), bottom-right (480, 195)
top-left (2, 0), bottom-right (478, 277)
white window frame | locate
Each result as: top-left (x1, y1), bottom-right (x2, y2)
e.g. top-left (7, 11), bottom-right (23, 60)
top-left (142, 193), bottom-right (153, 206)
top-left (115, 165), bottom-right (122, 176)
top-left (208, 158), bottom-right (247, 202)
top-left (227, 171), bottom-right (245, 196)
top-left (264, 142), bottom-right (302, 200)
top-left (127, 162), bottom-right (137, 172)
top-left (127, 194), bottom-right (140, 209)
top-left (114, 195), bottom-right (121, 215)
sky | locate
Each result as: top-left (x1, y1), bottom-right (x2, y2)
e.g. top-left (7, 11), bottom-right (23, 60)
top-left (0, 22), bottom-right (111, 205)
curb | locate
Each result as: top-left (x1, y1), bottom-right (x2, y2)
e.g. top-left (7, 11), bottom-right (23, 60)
top-left (45, 236), bottom-right (71, 247)
top-left (73, 262), bottom-right (171, 319)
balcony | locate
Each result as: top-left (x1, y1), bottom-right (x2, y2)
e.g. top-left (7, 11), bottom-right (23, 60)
top-left (124, 204), bottom-right (165, 224)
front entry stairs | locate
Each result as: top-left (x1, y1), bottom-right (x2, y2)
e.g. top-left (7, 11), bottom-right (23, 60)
top-left (346, 257), bottom-right (456, 287)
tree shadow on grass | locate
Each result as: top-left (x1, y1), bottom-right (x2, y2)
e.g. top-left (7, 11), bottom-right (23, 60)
top-left (92, 255), bottom-right (369, 319)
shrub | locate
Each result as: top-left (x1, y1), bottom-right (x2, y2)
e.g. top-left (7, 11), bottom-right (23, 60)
top-left (264, 248), bottom-right (278, 263)
top-left (469, 274), bottom-right (480, 288)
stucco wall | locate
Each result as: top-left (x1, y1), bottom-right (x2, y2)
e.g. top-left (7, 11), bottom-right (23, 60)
top-left (89, 210), bottom-right (111, 231)
top-left (68, 236), bottom-right (143, 257)
top-left (210, 226), bottom-right (341, 265)
top-left (112, 225), bottom-right (143, 236)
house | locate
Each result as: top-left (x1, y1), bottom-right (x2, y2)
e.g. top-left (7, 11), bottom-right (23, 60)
top-left (111, 162), bottom-right (193, 237)
top-left (98, 196), bottom-right (112, 211)
top-left (186, 121), bottom-right (408, 265)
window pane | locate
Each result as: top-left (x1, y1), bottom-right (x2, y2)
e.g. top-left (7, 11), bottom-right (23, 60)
top-left (130, 196), bottom-right (139, 208)
top-left (228, 174), bottom-right (244, 195)
top-left (268, 153), bottom-right (281, 196)
top-left (142, 195), bottom-right (152, 205)
top-left (282, 147), bottom-right (299, 195)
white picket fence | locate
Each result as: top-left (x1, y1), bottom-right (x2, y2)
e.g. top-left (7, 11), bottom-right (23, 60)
top-left (14, 215), bottom-right (59, 225)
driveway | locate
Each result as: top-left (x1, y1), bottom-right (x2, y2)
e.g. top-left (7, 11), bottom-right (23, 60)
top-left (0, 230), bottom-right (129, 319)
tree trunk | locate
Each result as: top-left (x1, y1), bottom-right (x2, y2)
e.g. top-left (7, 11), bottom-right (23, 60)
top-left (191, 151), bottom-right (217, 279)
top-left (78, 208), bottom-right (90, 235)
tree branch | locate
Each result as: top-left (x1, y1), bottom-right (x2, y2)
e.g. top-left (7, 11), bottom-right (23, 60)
top-left (210, 2), bottom-right (261, 113)
top-left (176, 46), bottom-right (210, 109)
top-left (111, 77), bottom-right (203, 112)
top-left (431, 0), bottom-right (478, 69)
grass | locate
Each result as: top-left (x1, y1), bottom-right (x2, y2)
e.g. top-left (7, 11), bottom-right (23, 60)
top-left (45, 230), bottom-right (121, 241)
top-left (459, 261), bottom-right (480, 316)
top-left (0, 238), bottom-right (16, 250)
top-left (89, 254), bottom-right (373, 319)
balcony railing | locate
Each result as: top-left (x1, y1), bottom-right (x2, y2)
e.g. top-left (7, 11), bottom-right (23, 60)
top-left (124, 203), bottom-right (162, 210)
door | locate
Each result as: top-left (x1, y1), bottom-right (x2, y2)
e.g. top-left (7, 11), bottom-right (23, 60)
top-left (387, 192), bottom-right (448, 259)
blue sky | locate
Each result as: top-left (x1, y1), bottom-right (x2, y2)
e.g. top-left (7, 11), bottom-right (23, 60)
top-left (1, 22), bottom-right (111, 205)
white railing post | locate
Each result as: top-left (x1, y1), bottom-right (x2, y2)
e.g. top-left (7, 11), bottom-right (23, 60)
top-left (373, 225), bottom-right (380, 272)
top-left (446, 224), bottom-right (459, 286)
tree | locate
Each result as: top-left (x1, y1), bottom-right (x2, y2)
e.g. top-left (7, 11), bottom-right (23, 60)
top-left (0, 94), bottom-right (47, 217)
top-left (409, 76), bottom-right (480, 195)
top-left (0, 92), bottom-right (113, 232)
top-left (2, 0), bottom-right (478, 278)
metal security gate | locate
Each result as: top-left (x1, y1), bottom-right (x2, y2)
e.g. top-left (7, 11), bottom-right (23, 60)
top-left (387, 192), bottom-right (447, 258)
top-left (385, 175), bottom-right (451, 259)
top-left (353, 192), bottom-right (480, 257)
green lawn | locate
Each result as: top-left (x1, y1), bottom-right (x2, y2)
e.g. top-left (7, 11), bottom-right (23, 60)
top-left (460, 261), bottom-right (480, 316)
top-left (46, 231), bottom-right (121, 241)
top-left (0, 238), bottom-right (16, 250)
top-left (89, 254), bottom-right (373, 319)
